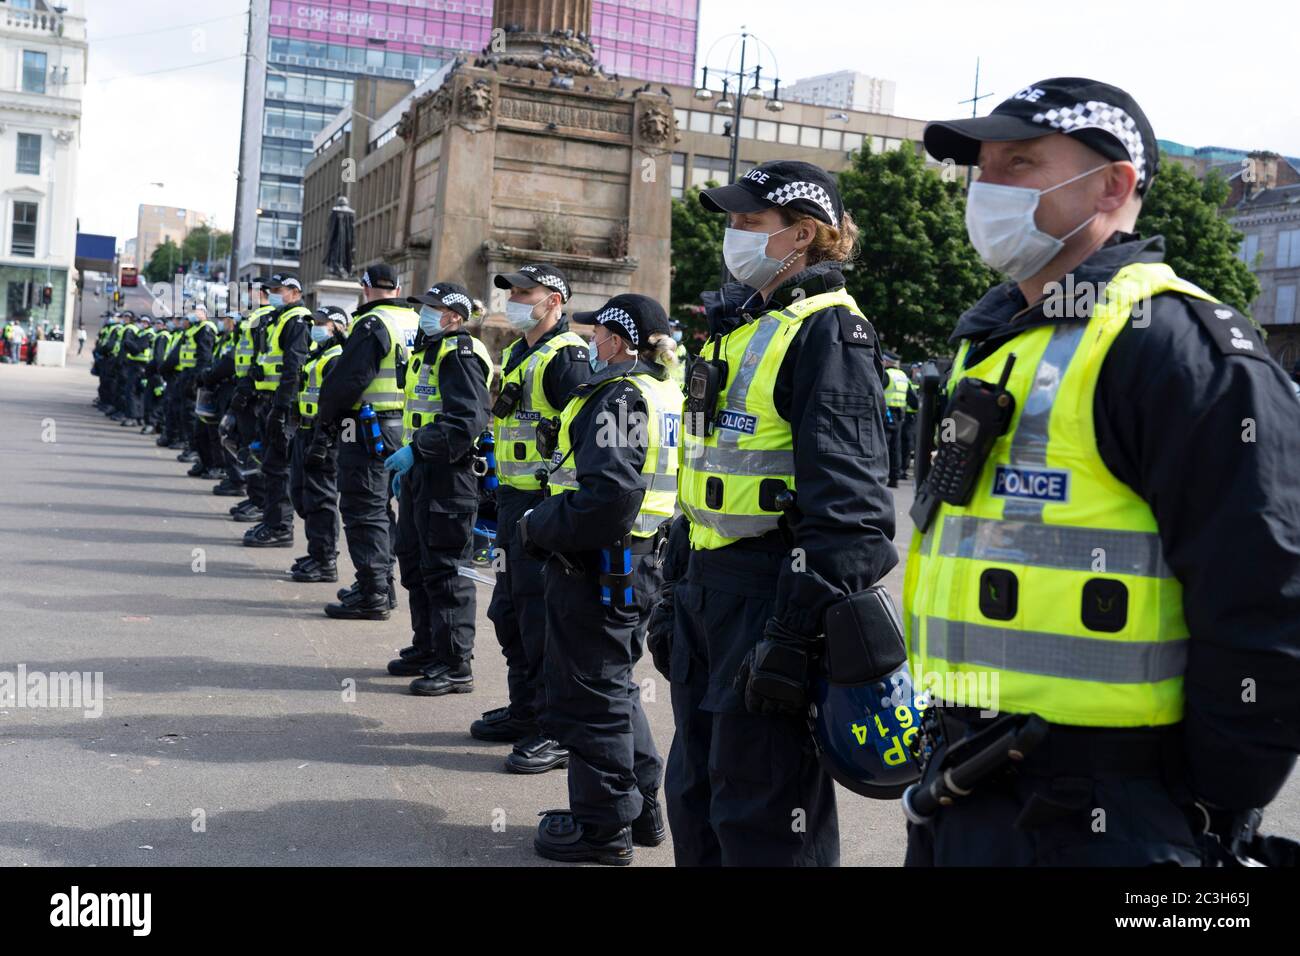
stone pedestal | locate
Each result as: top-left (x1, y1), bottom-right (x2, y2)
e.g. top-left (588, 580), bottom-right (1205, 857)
top-left (311, 278), bottom-right (363, 314)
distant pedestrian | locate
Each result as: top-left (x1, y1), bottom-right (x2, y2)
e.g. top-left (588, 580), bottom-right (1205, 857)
top-left (77, 326), bottom-right (87, 355)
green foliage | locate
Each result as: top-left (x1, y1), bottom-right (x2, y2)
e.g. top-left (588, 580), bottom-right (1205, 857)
top-left (1136, 160), bottom-right (1260, 314)
top-left (837, 143), bottom-right (996, 361)
top-left (143, 238), bottom-right (182, 285)
top-left (181, 226), bottom-right (232, 274)
top-left (669, 183), bottom-right (727, 337)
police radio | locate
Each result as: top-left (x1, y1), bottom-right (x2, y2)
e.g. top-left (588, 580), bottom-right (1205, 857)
top-left (909, 354), bottom-right (1017, 534)
top-left (685, 356), bottom-right (726, 437)
top-left (492, 381), bottom-right (523, 419)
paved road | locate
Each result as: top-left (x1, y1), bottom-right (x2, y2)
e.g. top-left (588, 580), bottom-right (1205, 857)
top-left (0, 328), bottom-right (1294, 866)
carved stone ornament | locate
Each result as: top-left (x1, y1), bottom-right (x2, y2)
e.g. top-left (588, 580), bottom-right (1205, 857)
top-left (637, 104), bottom-right (673, 146)
top-left (457, 79), bottom-right (494, 124)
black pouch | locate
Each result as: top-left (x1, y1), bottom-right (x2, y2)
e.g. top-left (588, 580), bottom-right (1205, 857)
top-left (492, 381), bottom-right (523, 419)
top-left (535, 416), bottom-right (561, 460)
top-left (823, 585), bottom-right (907, 684)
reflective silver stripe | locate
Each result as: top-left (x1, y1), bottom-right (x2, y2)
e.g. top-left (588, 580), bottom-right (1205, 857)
top-left (683, 442), bottom-right (792, 476)
top-left (408, 398), bottom-right (442, 415)
top-left (499, 460), bottom-right (544, 478)
top-left (371, 370), bottom-right (398, 381)
top-left (360, 392), bottom-right (403, 404)
top-left (549, 467), bottom-right (577, 487)
top-left (921, 616), bottom-right (1187, 684)
top-left (1002, 322), bottom-right (1086, 522)
top-left (497, 425), bottom-right (537, 443)
top-left (938, 515), bottom-right (1173, 578)
top-left (645, 472), bottom-right (677, 495)
top-left (720, 315), bottom-right (781, 449)
top-left (633, 513), bottom-right (669, 534)
top-left (680, 504), bottom-right (779, 538)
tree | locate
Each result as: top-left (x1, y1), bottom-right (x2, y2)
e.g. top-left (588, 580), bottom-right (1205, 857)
top-left (669, 183), bottom-right (727, 338)
top-left (837, 143), bottom-right (996, 361)
top-left (1135, 159), bottom-right (1260, 314)
top-left (181, 226), bottom-right (232, 276)
top-left (143, 238), bottom-right (183, 284)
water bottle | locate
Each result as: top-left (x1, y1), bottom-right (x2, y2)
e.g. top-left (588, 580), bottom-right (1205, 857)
top-left (358, 402), bottom-right (385, 459)
top-left (599, 536), bottom-right (634, 608)
top-left (482, 430), bottom-right (499, 494)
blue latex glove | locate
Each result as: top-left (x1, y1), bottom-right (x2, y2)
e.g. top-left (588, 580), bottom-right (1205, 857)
top-left (384, 444), bottom-right (414, 476)
top-left (391, 471), bottom-right (402, 499)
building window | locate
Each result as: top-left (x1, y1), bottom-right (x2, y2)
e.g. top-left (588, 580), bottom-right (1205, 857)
top-left (1241, 232), bottom-right (1259, 266)
top-left (16, 133), bottom-right (41, 174)
top-left (671, 153), bottom-right (685, 199)
top-left (844, 132), bottom-right (864, 152)
top-left (22, 50), bottom-right (47, 94)
top-left (12, 202), bottom-right (38, 257)
top-left (1277, 284), bottom-right (1297, 326)
top-left (1276, 229), bottom-right (1300, 269)
top-left (778, 123), bottom-right (799, 145)
top-left (821, 129), bottom-right (842, 151)
top-left (799, 126), bottom-right (821, 149)
top-left (688, 111), bottom-right (710, 133)
top-left (756, 120), bottom-right (777, 142)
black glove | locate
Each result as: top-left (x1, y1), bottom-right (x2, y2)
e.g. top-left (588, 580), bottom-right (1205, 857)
top-left (1195, 805), bottom-right (1266, 865)
top-left (518, 509), bottom-right (549, 562)
top-left (265, 404), bottom-right (289, 441)
top-left (734, 618), bottom-right (815, 718)
top-left (304, 427), bottom-right (330, 472)
top-left (646, 588), bottom-right (675, 680)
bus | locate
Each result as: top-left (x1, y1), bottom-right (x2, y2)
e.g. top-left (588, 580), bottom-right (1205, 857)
top-left (120, 265), bottom-right (138, 287)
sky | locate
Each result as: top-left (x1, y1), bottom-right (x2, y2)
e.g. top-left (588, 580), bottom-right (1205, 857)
top-left (74, 0), bottom-right (1300, 251)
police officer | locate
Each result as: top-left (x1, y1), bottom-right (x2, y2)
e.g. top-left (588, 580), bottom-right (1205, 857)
top-left (650, 160), bottom-right (898, 866)
top-left (244, 274), bottom-right (312, 548)
top-left (384, 283), bottom-right (492, 693)
top-left (882, 352), bottom-right (913, 487)
top-left (905, 77), bottom-right (1300, 866)
top-left (317, 263), bottom-right (419, 619)
top-left (229, 279), bottom-right (277, 526)
top-left (200, 309), bottom-right (247, 496)
top-left (143, 316), bottom-right (170, 435)
top-left (104, 311), bottom-right (132, 419)
top-left (286, 306), bottom-right (350, 581)
top-left (159, 312), bottom-right (187, 448)
top-left (522, 294), bottom-right (680, 865)
top-left (176, 305), bottom-right (220, 479)
top-left (120, 312), bottom-right (156, 428)
top-left (474, 263), bottom-right (590, 774)
top-left (901, 362), bottom-right (921, 478)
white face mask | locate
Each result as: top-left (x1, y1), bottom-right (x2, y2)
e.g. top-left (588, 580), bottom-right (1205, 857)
top-left (310, 325), bottom-right (331, 345)
top-left (965, 164), bottom-right (1108, 281)
top-left (505, 297), bottom-right (544, 332)
top-left (723, 224), bottom-right (797, 289)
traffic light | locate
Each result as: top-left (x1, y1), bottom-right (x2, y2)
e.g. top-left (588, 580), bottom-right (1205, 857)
top-left (41, 284), bottom-right (52, 306)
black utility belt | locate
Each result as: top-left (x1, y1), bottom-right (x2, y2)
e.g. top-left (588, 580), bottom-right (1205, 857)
top-left (937, 709), bottom-right (1180, 778)
top-left (346, 409), bottom-right (403, 420)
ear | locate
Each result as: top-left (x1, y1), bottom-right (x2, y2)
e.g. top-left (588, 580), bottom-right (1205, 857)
top-left (1096, 162), bottom-right (1138, 213)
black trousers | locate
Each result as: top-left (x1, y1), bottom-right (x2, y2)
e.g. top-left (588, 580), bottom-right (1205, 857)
top-left (125, 363), bottom-right (146, 419)
top-left (665, 548), bottom-right (839, 867)
top-left (884, 411), bottom-right (904, 482)
top-left (289, 426), bottom-right (340, 562)
top-left (232, 384), bottom-right (265, 507)
top-left (337, 413), bottom-right (402, 594)
top-left (393, 464), bottom-right (477, 664)
top-left (167, 372), bottom-right (190, 443)
top-left (543, 549), bottom-right (663, 828)
top-left (904, 720), bottom-right (1201, 866)
top-left (486, 485), bottom-right (549, 726)
top-left (256, 394), bottom-right (294, 534)
top-left (901, 411), bottom-right (917, 477)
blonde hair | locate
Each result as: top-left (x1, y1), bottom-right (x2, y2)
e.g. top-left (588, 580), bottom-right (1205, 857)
top-left (642, 332), bottom-right (678, 369)
top-left (777, 208), bottom-right (860, 265)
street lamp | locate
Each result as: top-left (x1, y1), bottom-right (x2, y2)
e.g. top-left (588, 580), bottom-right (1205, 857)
top-left (693, 28), bottom-right (785, 283)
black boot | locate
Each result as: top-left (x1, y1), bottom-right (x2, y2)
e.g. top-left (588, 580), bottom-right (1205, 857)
top-left (386, 649), bottom-right (439, 676)
top-left (505, 735), bottom-right (569, 775)
top-left (212, 480), bottom-right (246, 497)
top-left (469, 706), bottom-right (539, 743)
top-left (408, 661), bottom-right (473, 696)
top-left (244, 526), bottom-right (293, 548)
top-left (631, 790), bottom-right (666, 847)
top-left (187, 461), bottom-right (206, 477)
top-left (291, 557), bottom-right (338, 583)
top-left (324, 590), bottom-right (390, 621)
top-left (231, 505), bottom-right (263, 523)
top-left (534, 812), bottom-right (633, 866)
top-left (178, 449), bottom-right (198, 463)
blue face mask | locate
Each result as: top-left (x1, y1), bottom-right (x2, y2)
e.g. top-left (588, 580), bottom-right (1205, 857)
top-left (672, 330), bottom-right (683, 343)
top-left (268, 293), bottom-right (285, 308)
top-left (589, 353), bottom-right (607, 374)
top-left (419, 306), bottom-right (443, 337)
top-left (310, 325), bottom-right (331, 345)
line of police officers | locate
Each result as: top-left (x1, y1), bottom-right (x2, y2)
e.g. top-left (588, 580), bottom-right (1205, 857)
top-left (88, 74), bottom-right (1299, 868)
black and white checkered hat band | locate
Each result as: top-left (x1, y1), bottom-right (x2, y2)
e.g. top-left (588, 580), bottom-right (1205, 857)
top-left (521, 268), bottom-right (567, 298)
top-left (440, 292), bottom-right (472, 312)
top-left (764, 181), bottom-right (838, 227)
top-left (1033, 100), bottom-right (1147, 186)
top-left (596, 307), bottom-right (638, 345)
